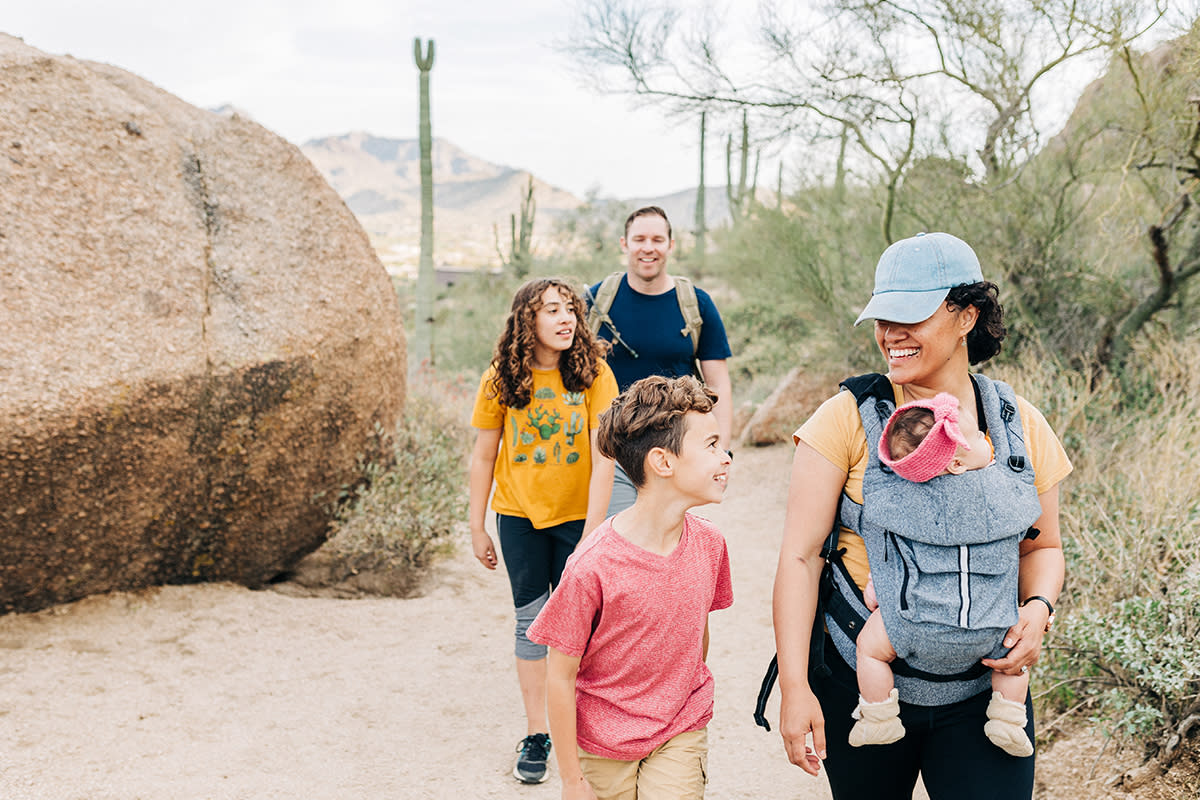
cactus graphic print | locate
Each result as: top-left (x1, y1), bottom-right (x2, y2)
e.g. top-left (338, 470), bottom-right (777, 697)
top-left (470, 362), bottom-right (618, 528)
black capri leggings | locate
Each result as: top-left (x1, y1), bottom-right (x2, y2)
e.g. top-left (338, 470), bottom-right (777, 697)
top-left (812, 632), bottom-right (1036, 800)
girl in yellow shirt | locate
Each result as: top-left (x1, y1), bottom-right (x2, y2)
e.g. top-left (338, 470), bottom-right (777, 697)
top-left (468, 278), bottom-right (618, 785)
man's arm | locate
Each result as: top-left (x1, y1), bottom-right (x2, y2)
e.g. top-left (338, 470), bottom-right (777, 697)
top-left (546, 648), bottom-right (598, 800)
top-left (699, 359), bottom-right (733, 450)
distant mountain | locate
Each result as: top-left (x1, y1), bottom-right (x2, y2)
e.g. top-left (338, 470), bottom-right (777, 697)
top-left (298, 131), bottom-right (774, 273)
top-left (300, 132), bottom-right (581, 245)
top-left (624, 185), bottom-right (776, 238)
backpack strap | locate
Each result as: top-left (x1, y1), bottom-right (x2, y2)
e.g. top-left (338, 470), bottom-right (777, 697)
top-left (672, 276), bottom-right (703, 356)
top-left (586, 273), bottom-right (638, 359)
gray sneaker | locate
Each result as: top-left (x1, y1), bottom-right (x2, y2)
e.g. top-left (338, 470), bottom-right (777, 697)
top-left (513, 733), bottom-right (552, 784)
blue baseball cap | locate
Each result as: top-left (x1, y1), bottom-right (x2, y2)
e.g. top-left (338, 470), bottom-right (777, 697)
top-left (854, 232), bottom-right (984, 326)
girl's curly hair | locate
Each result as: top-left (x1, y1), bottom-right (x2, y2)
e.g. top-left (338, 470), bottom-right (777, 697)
top-left (487, 278), bottom-right (611, 409)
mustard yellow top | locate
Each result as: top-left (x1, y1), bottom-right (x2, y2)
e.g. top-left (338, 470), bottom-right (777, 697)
top-left (795, 380), bottom-right (1073, 589)
top-left (471, 362), bottom-right (618, 529)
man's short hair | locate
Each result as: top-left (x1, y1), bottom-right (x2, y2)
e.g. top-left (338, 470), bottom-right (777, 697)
top-left (598, 375), bottom-right (716, 487)
top-left (623, 205), bottom-right (673, 240)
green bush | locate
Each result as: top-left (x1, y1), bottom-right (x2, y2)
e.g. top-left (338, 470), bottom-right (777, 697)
top-left (1051, 571), bottom-right (1200, 743)
top-left (321, 380), bottom-right (472, 589)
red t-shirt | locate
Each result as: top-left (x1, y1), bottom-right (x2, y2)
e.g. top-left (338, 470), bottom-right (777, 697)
top-left (527, 513), bottom-right (733, 760)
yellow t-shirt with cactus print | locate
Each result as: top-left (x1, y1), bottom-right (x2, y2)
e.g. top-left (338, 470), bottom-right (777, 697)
top-left (471, 362), bottom-right (618, 529)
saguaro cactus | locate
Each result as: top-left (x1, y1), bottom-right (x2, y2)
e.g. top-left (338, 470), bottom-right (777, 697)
top-left (694, 110), bottom-right (707, 269)
top-left (495, 175), bottom-right (535, 277)
top-left (726, 110), bottom-right (759, 227)
top-left (412, 37), bottom-right (435, 370)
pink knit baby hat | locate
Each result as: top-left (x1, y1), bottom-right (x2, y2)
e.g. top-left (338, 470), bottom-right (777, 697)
top-left (878, 392), bottom-right (971, 483)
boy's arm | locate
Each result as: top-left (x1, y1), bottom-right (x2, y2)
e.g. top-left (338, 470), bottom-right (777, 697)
top-left (468, 428), bottom-right (502, 569)
top-left (702, 617), bottom-right (710, 662)
top-left (582, 430), bottom-right (614, 537)
top-left (546, 647), bottom-right (597, 800)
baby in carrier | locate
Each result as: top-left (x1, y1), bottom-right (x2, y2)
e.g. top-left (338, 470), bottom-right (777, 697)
top-left (850, 392), bottom-right (1034, 757)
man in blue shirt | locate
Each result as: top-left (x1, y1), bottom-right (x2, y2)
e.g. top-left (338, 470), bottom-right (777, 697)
top-left (588, 206), bottom-right (733, 515)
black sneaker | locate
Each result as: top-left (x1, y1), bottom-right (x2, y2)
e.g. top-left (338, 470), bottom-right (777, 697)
top-left (513, 732), bottom-right (552, 784)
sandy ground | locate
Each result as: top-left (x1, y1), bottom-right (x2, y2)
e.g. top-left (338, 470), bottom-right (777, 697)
top-left (3, 443), bottom-right (1177, 799)
top-left (0, 445), bottom-right (835, 799)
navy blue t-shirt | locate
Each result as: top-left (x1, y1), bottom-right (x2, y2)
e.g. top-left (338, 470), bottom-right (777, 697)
top-left (588, 274), bottom-right (732, 391)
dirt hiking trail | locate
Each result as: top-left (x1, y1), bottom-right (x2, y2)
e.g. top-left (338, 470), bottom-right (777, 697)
top-left (1, 443), bottom-right (1165, 799)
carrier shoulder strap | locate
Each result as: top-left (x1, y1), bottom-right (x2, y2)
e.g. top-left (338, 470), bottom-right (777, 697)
top-left (672, 275), bottom-right (703, 356)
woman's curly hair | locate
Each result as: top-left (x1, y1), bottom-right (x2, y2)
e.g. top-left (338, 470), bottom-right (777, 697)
top-left (946, 281), bottom-right (1006, 365)
top-left (487, 278), bottom-right (610, 409)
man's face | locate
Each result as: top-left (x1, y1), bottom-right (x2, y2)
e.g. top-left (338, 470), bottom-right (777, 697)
top-left (620, 214), bottom-right (674, 283)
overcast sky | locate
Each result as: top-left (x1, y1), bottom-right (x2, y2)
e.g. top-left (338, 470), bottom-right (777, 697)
top-left (5, 0), bottom-right (752, 200)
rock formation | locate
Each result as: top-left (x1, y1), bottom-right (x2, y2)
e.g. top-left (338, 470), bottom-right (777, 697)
top-left (0, 35), bottom-right (406, 613)
top-left (739, 367), bottom-right (843, 447)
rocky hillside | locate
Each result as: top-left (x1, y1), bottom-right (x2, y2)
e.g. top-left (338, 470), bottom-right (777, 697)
top-left (299, 131), bottom-right (772, 275)
top-left (300, 133), bottom-right (580, 271)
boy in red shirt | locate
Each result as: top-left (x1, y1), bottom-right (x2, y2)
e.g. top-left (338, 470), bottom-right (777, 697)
top-left (527, 375), bottom-right (733, 799)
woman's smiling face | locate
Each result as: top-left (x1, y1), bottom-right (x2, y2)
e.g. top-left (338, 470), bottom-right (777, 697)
top-left (873, 301), bottom-right (978, 386)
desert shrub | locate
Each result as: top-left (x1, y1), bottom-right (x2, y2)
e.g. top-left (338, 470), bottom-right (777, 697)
top-left (709, 200), bottom-right (881, 384)
top-left (1054, 574), bottom-right (1200, 743)
top-left (320, 374), bottom-right (472, 592)
top-left (996, 338), bottom-right (1200, 753)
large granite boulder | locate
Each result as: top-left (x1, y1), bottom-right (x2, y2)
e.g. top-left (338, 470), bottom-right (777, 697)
top-left (0, 35), bottom-right (406, 613)
top-left (739, 366), bottom-right (846, 446)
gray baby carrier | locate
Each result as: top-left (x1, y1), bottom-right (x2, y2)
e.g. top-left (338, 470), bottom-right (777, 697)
top-left (754, 373), bottom-right (1043, 727)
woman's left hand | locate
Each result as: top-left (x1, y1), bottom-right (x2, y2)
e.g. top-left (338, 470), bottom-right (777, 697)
top-left (982, 601), bottom-right (1049, 675)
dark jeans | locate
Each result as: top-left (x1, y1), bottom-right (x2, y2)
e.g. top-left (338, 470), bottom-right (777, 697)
top-left (812, 633), bottom-right (1035, 800)
top-left (496, 514), bottom-right (584, 607)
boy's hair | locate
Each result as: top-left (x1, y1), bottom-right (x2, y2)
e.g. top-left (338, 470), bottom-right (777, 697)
top-left (598, 375), bottom-right (716, 488)
top-left (488, 278), bottom-right (610, 409)
top-left (884, 406), bottom-right (935, 462)
top-left (623, 205), bottom-right (673, 239)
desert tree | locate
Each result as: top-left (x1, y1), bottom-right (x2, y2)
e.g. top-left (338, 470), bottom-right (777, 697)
top-left (567, 0), bottom-right (1164, 242)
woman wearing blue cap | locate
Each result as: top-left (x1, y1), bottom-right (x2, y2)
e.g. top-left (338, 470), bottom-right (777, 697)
top-left (770, 233), bottom-right (1073, 798)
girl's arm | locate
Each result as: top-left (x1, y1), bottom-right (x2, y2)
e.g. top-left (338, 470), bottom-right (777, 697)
top-left (546, 648), bottom-right (598, 800)
top-left (773, 440), bottom-right (846, 777)
top-left (468, 427), bottom-right (502, 570)
top-left (983, 484), bottom-right (1065, 675)
top-left (582, 429), bottom-right (614, 538)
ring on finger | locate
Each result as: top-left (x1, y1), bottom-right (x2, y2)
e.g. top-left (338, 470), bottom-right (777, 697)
top-left (1020, 665), bottom-right (1029, 673)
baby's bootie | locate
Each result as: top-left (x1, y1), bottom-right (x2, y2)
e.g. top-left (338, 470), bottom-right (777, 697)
top-left (848, 688), bottom-right (905, 747)
top-left (984, 691), bottom-right (1034, 757)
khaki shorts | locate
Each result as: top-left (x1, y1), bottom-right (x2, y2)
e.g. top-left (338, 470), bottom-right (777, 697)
top-left (579, 728), bottom-right (708, 800)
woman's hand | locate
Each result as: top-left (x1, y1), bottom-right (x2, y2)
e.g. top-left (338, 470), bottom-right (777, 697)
top-left (779, 684), bottom-right (826, 776)
top-left (773, 440), bottom-right (844, 778)
top-left (471, 529), bottom-right (497, 570)
top-left (982, 601), bottom-right (1049, 675)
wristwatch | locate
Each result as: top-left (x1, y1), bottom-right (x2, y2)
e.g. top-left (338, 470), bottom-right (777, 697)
top-left (1020, 595), bottom-right (1056, 632)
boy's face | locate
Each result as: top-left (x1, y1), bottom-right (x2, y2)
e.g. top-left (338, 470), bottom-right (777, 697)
top-left (669, 410), bottom-right (731, 505)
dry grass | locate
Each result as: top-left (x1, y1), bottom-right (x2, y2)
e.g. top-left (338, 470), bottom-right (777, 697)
top-left (284, 369), bottom-right (474, 598)
top-left (993, 336), bottom-right (1200, 769)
